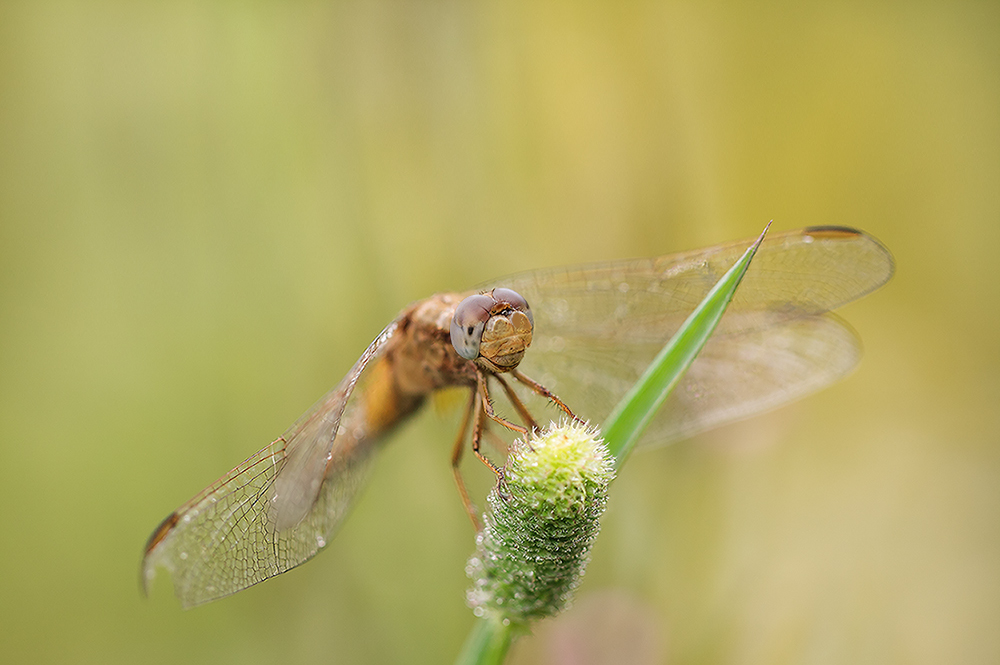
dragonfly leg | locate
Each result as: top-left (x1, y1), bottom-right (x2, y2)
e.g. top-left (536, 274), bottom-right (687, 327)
top-left (493, 373), bottom-right (539, 431)
top-left (451, 388), bottom-right (482, 531)
top-left (471, 384), bottom-right (504, 477)
top-left (511, 369), bottom-right (581, 422)
top-left (477, 371), bottom-right (529, 436)
top-left (482, 420), bottom-right (514, 456)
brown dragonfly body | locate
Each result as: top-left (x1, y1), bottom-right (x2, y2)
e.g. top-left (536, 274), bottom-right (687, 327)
top-left (328, 292), bottom-right (474, 449)
top-left (142, 226), bottom-right (894, 607)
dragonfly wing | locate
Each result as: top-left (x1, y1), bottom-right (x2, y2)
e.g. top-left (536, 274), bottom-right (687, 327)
top-left (142, 321), bottom-right (400, 608)
top-left (520, 312), bottom-right (861, 448)
top-left (490, 227), bottom-right (893, 444)
top-left (500, 226), bottom-right (893, 340)
top-left (650, 314), bottom-right (861, 446)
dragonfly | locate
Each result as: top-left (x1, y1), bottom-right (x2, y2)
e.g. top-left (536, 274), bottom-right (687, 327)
top-left (142, 225), bottom-right (894, 607)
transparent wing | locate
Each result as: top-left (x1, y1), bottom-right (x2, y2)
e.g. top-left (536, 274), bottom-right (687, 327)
top-left (142, 321), bottom-right (400, 608)
top-left (490, 226), bottom-right (894, 447)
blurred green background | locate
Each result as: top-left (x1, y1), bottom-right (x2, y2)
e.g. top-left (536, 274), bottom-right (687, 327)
top-left (0, 1), bottom-right (997, 663)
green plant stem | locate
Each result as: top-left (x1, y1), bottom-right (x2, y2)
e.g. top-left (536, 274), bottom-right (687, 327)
top-left (454, 615), bottom-right (516, 665)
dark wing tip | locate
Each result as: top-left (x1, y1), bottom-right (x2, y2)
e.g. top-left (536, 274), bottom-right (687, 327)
top-left (801, 225), bottom-right (863, 238)
top-left (140, 511), bottom-right (180, 598)
top-left (802, 225), bottom-right (896, 287)
top-left (144, 511), bottom-right (179, 555)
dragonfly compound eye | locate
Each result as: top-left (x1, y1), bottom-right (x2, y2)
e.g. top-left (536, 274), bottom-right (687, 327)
top-left (451, 294), bottom-right (494, 360)
top-left (491, 288), bottom-right (534, 328)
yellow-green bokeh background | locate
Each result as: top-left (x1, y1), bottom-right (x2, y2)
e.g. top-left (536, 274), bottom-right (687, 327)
top-left (1, 1), bottom-right (996, 664)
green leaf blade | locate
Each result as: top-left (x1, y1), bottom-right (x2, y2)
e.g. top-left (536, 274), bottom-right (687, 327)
top-left (603, 223), bottom-right (771, 467)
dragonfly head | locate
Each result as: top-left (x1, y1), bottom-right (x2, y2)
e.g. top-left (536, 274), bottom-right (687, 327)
top-left (450, 288), bottom-right (534, 373)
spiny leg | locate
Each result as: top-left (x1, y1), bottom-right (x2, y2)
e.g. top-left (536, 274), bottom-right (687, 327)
top-left (450, 387), bottom-right (481, 531)
top-left (511, 369), bottom-right (581, 422)
top-left (493, 373), bottom-right (538, 431)
top-left (460, 370), bottom-right (576, 531)
top-left (482, 420), bottom-right (511, 457)
top-left (477, 370), bottom-right (528, 436)
top-left (471, 385), bottom-right (504, 477)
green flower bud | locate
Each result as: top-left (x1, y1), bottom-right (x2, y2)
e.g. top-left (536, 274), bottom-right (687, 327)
top-left (466, 420), bottom-right (615, 624)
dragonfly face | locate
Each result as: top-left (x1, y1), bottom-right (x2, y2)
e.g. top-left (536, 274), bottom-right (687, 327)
top-left (450, 288), bottom-right (534, 373)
